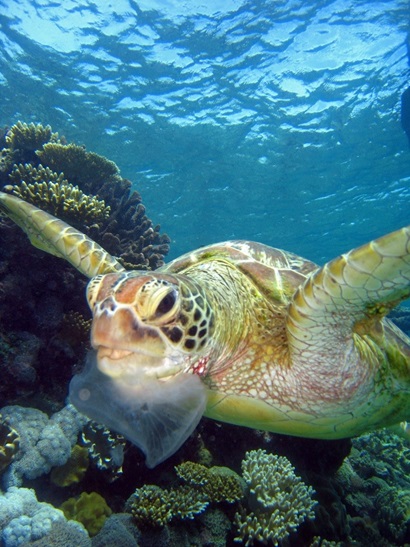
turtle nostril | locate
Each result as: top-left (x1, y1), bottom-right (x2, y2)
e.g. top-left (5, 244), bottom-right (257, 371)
top-left (99, 297), bottom-right (116, 313)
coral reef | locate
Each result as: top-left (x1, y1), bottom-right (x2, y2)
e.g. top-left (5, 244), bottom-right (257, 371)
top-left (50, 444), bottom-right (90, 487)
top-left (234, 449), bottom-right (317, 546)
top-left (0, 121), bottom-right (170, 409)
top-left (0, 486), bottom-right (90, 547)
top-left (5, 121), bottom-right (59, 152)
top-left (175, 461), bottom-right (244, 503)
top-left (61, 491), bottom-right (112, 537)
top-left (0, 419), bottom-right (19, 473)
top-left (6, 163), bottom-right (110, 228)
top-left (335, 428), bottom-right (410, 545)
top-left (130, 484), bottom-right (209, 527)
top-left (128, 461), bottom-right (243, 528)
top-left (0, 404), bottom-right (88, 488)
top-left (37, 142), bottom-right (120, 189)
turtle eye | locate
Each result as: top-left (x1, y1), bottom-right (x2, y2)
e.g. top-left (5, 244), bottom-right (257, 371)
top-left (155, 289), bottom-right (178, 318)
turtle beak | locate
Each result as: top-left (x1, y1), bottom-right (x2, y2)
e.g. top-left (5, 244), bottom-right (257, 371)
top-left (90, 300), bottom-right (170, 379)
top-left (70, 272), bottom-right (208, 468)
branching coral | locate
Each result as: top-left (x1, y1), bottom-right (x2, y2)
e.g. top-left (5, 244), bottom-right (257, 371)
top-left (5, 122), bottom-right (59, 152)
top-left (35, 140), bottom-right (170, 270)
top-left (7, 162), bottom-right (111, 227)
top-left (234, 449), bottom-right (317, 546)
top-left (129, 461), bottom-right (243, 528)
top-left (1, 122), bottom-right (171, 270)
top-left (8, 162), bottom-right (67, 186)
top-left (175, 461), bottom-right (244, 504)
top-left (130, 484), bottom-right (208, 528)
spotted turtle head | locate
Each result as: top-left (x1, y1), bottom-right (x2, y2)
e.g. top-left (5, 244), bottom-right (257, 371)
top-left (86, 270), bottom-right (215, 380)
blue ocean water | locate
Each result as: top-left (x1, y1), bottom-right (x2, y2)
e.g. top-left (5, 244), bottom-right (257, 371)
top-left (0, 0), bottom-right (409, 264)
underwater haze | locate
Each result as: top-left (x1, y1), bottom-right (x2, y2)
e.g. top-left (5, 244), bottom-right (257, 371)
top-left (0, 0), bottom-right (409, 263)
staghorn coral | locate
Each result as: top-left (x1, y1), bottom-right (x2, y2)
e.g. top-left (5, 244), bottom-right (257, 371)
top-left (60, 491), bottom-right (111, 537)
top-left (0, 419), bottom-right (20, 474)
top-left (50, 444), bottom-right (89, 487)
top-left (234, 449), bottom-right (317, 546)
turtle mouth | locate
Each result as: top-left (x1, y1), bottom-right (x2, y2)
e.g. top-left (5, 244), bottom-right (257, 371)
top-left (98, 347), bottom-right (134, 360)
top-left (95, 345), bottom-right (182, 380)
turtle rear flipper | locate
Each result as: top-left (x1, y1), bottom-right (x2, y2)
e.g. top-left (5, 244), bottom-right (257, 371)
top-left (287, 226), bottom-right (410, 358)
top-left (0, 191), bottom-right (124, 278)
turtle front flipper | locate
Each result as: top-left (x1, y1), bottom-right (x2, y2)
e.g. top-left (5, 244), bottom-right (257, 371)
top-left (0, 192), bottom-right (124, 278)
top-left (287, 226), bottom-right (410, 363)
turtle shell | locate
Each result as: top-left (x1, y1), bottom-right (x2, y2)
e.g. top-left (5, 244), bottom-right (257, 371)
top-left (160, 240), bottom-right (318, 306)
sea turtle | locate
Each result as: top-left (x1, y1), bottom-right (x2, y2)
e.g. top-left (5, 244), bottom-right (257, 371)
top-left (0, 191), bottom-right (409, 467)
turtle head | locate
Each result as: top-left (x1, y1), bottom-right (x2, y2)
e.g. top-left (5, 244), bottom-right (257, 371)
top-left (69, 271), bottom-right (213, 467)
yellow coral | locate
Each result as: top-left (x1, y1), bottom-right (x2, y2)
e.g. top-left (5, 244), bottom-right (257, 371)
top-left (50, 444), bottom-right (89, 487)
top-left (61, 491), bottom-right (112, 536)
top-left (5, 174), bottom-right (110, 227)
top-left (5, 121), bottom-right (59, 151)
top-left (9, 162), bottom-right (67, 187)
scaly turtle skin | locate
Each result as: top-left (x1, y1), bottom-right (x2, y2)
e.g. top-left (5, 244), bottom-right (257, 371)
top-left (1, 191), bottom-right (410, 467)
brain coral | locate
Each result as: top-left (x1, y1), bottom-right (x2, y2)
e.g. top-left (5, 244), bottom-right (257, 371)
top-left (234, 449), bottom-right (317, 546)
